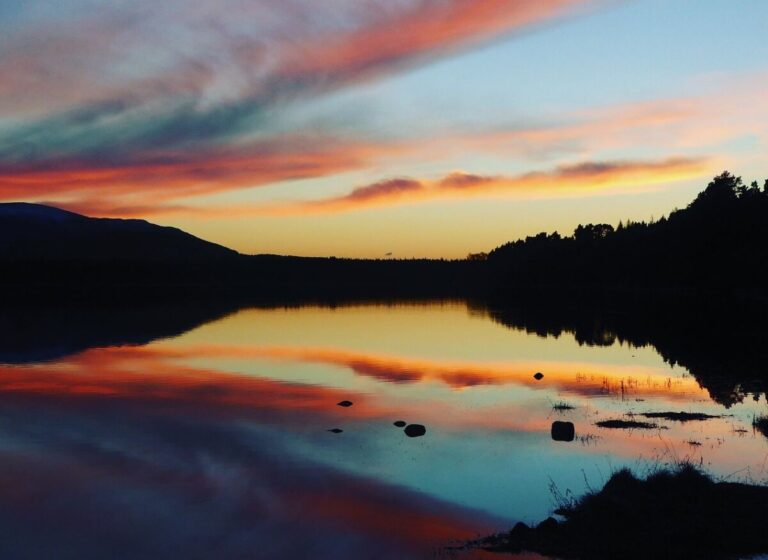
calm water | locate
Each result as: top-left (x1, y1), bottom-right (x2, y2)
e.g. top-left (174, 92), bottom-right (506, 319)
top-left (1, 301), bottom-right (766, 559)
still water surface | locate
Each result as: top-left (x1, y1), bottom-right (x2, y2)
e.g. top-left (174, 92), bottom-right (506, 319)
top-left (1, 302), bottom-right (766, 559)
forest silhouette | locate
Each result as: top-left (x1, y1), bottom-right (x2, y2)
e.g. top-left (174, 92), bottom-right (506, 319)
top-left (487, 171), bottom-right (768, 297)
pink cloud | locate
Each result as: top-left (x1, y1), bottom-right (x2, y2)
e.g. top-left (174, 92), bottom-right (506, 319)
top-left (261, 157), bottom-right (709, 214)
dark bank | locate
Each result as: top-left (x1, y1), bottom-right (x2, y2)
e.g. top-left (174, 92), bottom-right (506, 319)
top-left (468, 464), bottom-right (768, 560)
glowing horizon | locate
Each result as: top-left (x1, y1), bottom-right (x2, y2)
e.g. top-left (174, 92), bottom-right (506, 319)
top-left (1, 0), bottom-right (767, 257)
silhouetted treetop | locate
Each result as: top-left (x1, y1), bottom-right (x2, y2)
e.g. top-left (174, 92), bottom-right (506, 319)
top-left (574, 223), bottom-right (614, 242)
top-left (488, 171), bottom-right (768, 295)
top-left (691, 171), bottom-right (741, 207)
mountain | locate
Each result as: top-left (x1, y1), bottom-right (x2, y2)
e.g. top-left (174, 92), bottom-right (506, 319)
top-left (0, 203), bottom-right (238, 261)
top-left (0, 203), bottom-right (477, 298)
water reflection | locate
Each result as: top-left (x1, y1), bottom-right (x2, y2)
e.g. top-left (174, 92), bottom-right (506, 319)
top-left (0, 301), bottom-right (766, 558)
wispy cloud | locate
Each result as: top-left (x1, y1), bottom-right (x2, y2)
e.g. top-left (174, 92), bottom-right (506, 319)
top-left (1, 1), bottom-right (592, 112)
top-left (262, 157), bottom-right (710, 214)
top-left (3, 0), bottom-right (761, 226)
top-left (0, 132), bottom-right (406, 202)
top-left (0, 0), bottom-right (595, 206)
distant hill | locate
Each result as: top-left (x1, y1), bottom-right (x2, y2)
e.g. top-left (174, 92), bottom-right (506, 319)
top-left (0, 203), bottom-right (476, 298)
top-left (0, 203), bottom-right (238, 261)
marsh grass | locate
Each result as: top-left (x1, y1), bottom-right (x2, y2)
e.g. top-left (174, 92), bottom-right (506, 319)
top-left (550, 399), bottom-right (576, 412)
top-left (640, 411), bottom-right (721, 422)
top-left (595, 418), bottom-right (661, 430)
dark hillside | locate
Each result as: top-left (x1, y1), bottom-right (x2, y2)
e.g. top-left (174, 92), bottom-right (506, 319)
top-left (0, 203), bottom-right (237, 261)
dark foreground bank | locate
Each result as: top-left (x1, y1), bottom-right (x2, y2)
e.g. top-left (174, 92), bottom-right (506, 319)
top-left (466, 465), bottom-right (768, 560)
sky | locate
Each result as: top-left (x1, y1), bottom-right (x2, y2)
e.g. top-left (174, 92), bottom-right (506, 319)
top-left (1, 0), bottom-right (767, 258)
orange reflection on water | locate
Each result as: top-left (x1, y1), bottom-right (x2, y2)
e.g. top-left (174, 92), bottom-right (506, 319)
top-left (0, 347), bottom-right (378, 419)
top-left (0, 345), bottom-right (719, 440)
top-left (169, 342), bottom-right (708, 400)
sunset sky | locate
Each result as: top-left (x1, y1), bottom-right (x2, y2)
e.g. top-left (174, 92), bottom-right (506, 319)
top-left (2, 0), bottom-right (767, 257)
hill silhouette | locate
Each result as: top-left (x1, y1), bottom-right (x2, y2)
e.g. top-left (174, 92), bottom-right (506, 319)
top-left (0, 203), bottom-right (237, 261)
top-left (0, 202), bottom-right (478, 298)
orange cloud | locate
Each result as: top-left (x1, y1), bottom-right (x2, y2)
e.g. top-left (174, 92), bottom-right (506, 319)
top-left (0, 134), bottom-right (408, 211)
top-left (3, 2), bottom-right (766, 226)
top-left (0, 0), bottom-right (596, 206)
top-left (261, 157), bottom-right (710, 214)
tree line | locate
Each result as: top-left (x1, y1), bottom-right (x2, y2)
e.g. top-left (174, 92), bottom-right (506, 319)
top-left (487, 172), bottom-right (768, 297)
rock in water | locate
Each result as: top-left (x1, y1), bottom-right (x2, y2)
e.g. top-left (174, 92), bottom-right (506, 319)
top-left (393, 421), bottom-right (406, 427)
top-left (533, 372), bottom-right (544, 380)
top-left (509, 522), bottom-right (532, 540)
top-left (337, 400), bottom-right (353, 407)
top-left (328, 428), bottom-right (343, 434)
top-left (551, 421), bottom-right (575, 442)
top-left (404, 424), bottom-right (426, 438)
top-left (536, 517), bottom-right (559, 534)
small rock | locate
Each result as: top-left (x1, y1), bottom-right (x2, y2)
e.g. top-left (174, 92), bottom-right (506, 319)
top-left (404, 424), bottom-right (426, 438)
top-left (393, 421), bottom-right (407, 427)
top-left (536, 517), bottom-right (559, 533)
top-left (533, 372), bottom-right (544, 380)
top-left (328, 428), bottom-right (343, 434)
top-left (509, 522), bottom-right (532, 540)
top-left (337, 400), bottom-right (353, 407)
top-left (551, 421), bottom-right (575, 442)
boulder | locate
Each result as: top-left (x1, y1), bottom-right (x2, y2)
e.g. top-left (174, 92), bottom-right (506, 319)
top-left (404, 424), bottom-right (426, 438)
top-left (551, 421), bottom-right (575, 442)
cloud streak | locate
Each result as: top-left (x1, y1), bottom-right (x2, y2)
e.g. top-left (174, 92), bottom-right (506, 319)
top-left (3, 0), bottom-right (760, 238)
top-left (1, 1), bottom-right (592, 112)
top-left (0, 0), bottom-right (595, 208)
top-left (263, 157), bottom-right (710, 214)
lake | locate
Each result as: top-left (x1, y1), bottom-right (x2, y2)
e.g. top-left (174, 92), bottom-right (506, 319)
top-left (0, 300), bottom-right (766, 559)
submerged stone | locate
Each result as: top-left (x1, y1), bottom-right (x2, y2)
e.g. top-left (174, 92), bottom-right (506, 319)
top-left (551, 421), bottom-right (575, 442)
top-left (509, 522), bottom-right (531, 540)
top-left (393, 421), bottom-right (407, 427)
top-left (536, 517), bottom-right (559, 534)
top-left (404, 424), bottom-right (426, 437)
top-left (328, 428), bottom-right (343, 434)
top-left (337, 400), bottom-right (353, 407)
